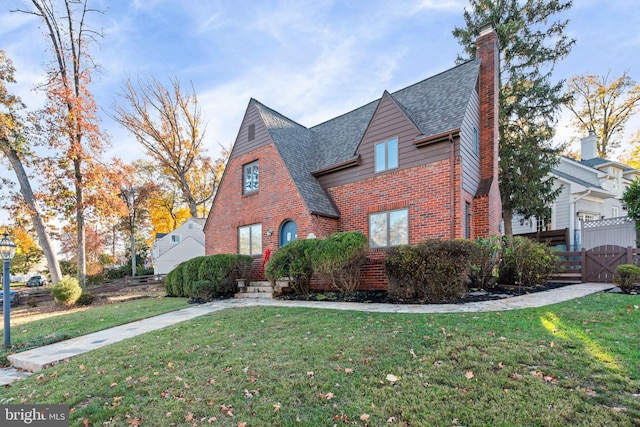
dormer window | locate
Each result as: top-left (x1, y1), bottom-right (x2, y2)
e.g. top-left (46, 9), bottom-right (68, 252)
top-left (171, 234), bottom-right (181, 243)
top-left (243, 160), bottom-right (259, 194)
top-left (375, 137), bottom-right (399, 173)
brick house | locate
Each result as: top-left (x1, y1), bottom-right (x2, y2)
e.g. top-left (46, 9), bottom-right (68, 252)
top-left (204, 27), bottom-right (501, 290)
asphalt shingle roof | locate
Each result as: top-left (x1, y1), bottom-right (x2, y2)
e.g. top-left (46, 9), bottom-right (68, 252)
top-left (252, 59), bottom-right (481, 218)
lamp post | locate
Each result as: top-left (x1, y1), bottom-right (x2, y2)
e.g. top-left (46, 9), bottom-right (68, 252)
top-left (0, 232), bottom-right (16, 347)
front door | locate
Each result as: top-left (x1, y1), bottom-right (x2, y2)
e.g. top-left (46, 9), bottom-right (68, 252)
top-left (279, 220), bottom-right (298, 247)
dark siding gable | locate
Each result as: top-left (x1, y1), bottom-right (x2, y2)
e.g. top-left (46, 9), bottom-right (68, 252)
top-left (229, 100), bottom-right (273, 159)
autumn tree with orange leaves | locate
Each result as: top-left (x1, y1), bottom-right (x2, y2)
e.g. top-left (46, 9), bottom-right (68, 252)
top-left (16, 0), bottom-right (115, 287)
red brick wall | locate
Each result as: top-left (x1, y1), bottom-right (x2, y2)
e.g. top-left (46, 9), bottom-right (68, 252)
top-left (205, 143), bottom-right (337, 277)
top-left (328, 158), bottom-right (459, 243)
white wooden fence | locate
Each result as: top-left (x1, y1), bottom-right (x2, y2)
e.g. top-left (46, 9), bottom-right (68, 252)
top-left (581, 216), bottom-right (637, 250)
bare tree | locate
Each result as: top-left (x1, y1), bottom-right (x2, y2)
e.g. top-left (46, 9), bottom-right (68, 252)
top-left (112, 76), bottom-right (218, 217)
top-left (566, 71), bottom-right (640, 158)
top-left (0, 50), bottom-right (62, 283)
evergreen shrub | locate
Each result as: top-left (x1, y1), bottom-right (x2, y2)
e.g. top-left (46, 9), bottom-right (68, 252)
top-left (385, 239), bottom-right (475, 302)
top-left (613, 264), bottom-right (640, 293)
top-left (498, 236), bottom-right (561, 287)
top-left (265, 239), bottom-right (320, 294)
top-left (51, 276), bottom-right (82, 306)
top-left (311, 231), bottom-right (368, 294)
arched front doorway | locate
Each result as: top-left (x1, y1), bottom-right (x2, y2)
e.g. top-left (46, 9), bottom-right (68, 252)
top-left (279, 220), bottom-right (298, 247)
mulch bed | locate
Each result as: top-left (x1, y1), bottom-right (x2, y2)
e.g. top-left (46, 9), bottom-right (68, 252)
top-left (277, 282), bottom-right (577, 305)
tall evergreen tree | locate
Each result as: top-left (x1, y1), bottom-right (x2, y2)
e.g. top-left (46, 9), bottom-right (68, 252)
top-left (453, 0), bottom-right (575, 235)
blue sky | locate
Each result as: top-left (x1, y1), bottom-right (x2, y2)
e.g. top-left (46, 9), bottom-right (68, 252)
top-left (1, 0), bottom-right (640, 165)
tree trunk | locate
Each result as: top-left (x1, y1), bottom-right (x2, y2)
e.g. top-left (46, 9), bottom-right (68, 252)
top-left (2, 144), bottom-right (63, 283)
top-left (503, 207), bottom-right (514, 236)
top-left (130, 226), bottom-right (136, 277)
top-left (74, 158), bottom-right (86, 289)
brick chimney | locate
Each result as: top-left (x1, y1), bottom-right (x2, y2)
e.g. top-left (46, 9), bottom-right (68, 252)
top-left (473, 24), bottom-right (502, 237)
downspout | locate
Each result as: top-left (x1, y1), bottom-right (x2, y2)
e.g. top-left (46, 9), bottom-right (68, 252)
top-left (449, 134), bottom-right (455, 239)
top-left (571, 188), bottom-right (592, 250)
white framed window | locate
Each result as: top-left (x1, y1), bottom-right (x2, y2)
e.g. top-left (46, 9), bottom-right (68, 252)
top-left (243, 161), bottom-right (259, 194)
top-left (375, 137), bottom-right (399, 173)
top-left (369, 208), bottom-right (408, 248)
top-left (239, 224), bottom-right (262, 255)
top-left (578, 212), bottom-right (599, 222)
top-left (170, 234), bottom-right (181, 243)
top-left (612, 206), bottom-right (620, 218)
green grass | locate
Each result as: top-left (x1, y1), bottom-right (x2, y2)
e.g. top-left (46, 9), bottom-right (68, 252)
top-left (2, 293), bottom-right (639, 426)
top-left (0, 296), bottom-right (189, 367)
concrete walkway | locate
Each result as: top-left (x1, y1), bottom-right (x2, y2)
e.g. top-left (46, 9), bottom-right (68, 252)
top-left (0, 283), bottom-right (614, 386)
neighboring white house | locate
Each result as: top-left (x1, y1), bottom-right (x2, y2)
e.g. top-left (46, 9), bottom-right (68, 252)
top-left (151, 218), bottom-right (206, 274)
top-left (512, 132), bottom-right (640, 249)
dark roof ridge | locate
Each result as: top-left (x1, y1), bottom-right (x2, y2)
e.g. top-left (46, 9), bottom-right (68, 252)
top-left (251, 98), bottom-right (309, 130)
top-left (309, 58), bottom-right (476, 131)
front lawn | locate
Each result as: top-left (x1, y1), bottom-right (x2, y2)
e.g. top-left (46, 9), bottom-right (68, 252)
top-left (1, 296), bottom-right (189, 367)
top-left (2, 293), bottom-right (639, 426)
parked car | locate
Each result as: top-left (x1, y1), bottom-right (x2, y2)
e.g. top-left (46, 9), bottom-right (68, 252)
top-left (0, 290), bottom-right (21, 308)
top-left (26, 275), bottom-right (47, 287)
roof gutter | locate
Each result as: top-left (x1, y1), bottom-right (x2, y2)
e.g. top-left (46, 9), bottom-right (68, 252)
top-left (413, 128), bottom-right (460, 148)
top-left (311, 155), bottom-right (361, 177)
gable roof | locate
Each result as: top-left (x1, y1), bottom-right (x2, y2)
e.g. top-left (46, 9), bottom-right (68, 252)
top-left (244, 59), bottom-right (481, 218)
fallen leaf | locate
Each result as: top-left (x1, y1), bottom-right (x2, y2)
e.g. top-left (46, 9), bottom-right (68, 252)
top-left (387, 416), bottom-right (396, 423)
top-left (185, 412), bottom-right (194, 421)
top-left (360, 413), bottom-right (370, 421)
top-left (273, 402), bottom-right (281, 412)
top-left (386, 374), bottom-right (398, 383)
top-left (344, 368), bottom-right (354, 374)
top-left (465, 371), bottom-right (474, 379)
top-left (307, 371), bottom-right (314, 377)
top-left (409, 349), bottom-right (418, 359)
top-left (221, 404), bottom-right (234, 417)
top-left (238, 422), bottom-right (247, 427)
top-left (166, 412), bottom-right (172, 417)
top-left (244, 389), bottom-right (253, 399)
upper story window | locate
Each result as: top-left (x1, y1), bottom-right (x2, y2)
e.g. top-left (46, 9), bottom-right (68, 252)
top-left (243, 161), bottom-right (259, 194)
top-left (171, 234), bottom-right (181, 243)
top-left (375, 137), bottom-right (398, 173)
top-left (473, 127), bottom-right (479, 155)
top-left (369, 208), bottom-right (408, 248)
top-left (239, 223), bottom-right (262, 255)
top-left (612, 206), bottom-right (620, 218)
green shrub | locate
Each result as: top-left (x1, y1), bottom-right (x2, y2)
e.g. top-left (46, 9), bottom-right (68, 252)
top-left (311, 231), bottom-right (368, 294)
top-left (191, 280), bottom-right (220, 300)
top-left (469, 235), bottom-right (502, 289)
top-left (165, 263), bottom-right (187, 297)
top-left (613, 264), bottom-right (640, 293)
top-left (51, 276), bottom-right (82, 306)
top-left (76, 292), bottom-right (96, 306)
top-left (198, 254), bottom-right (254, 294)
top-left (385, 239), bottom-right (475, 302)
top-left (265, 239), bottom-right (320, 294)
top-left (498, 236), bottom-right (561, 287)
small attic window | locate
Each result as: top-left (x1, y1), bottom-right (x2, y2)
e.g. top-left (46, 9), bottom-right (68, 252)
top-left (248, 124), bottom-right (255, 141)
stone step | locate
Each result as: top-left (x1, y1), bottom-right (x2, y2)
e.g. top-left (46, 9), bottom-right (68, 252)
top-left (234, 291), bottom-right (273, 299)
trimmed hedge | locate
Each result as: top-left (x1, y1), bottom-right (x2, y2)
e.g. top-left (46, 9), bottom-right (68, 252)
top-left (498, 236), bottom-right (561, 287)
top-left (265, 239), bottom-right (320, 295)
top-left (165, 254), bottom-right (253, 299)
top-left (311, 232), bottom-right (368, 294)
top-left (385, 239), bottom-right (475, 302)
top-left (613, 264), bottom-right (640, 293)
top-left (198, 254), bottom-right (253, 295)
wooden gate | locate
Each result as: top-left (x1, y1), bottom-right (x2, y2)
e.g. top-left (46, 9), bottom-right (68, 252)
top-left (583, 245), bottom-right (638, 283)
